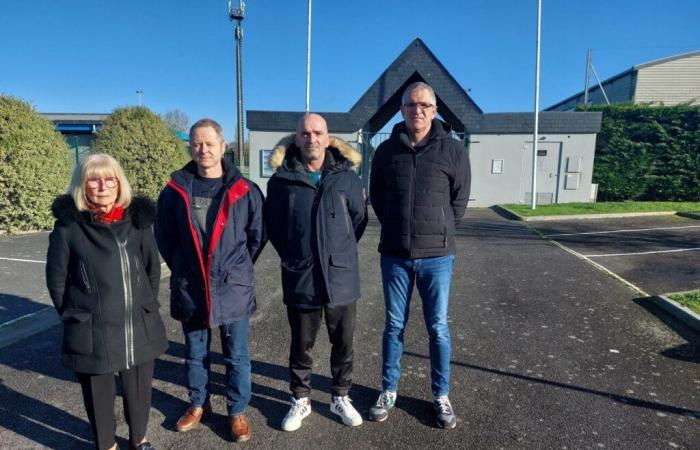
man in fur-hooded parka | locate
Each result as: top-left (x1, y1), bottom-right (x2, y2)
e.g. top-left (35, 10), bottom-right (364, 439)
top-left (46, 195), bottom-right (168, 375)
top-left (264, 113), bottom-right (367, 414)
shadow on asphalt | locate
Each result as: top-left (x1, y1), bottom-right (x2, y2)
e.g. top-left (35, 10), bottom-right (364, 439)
top-left (633, 297), bottom-right (700, 364)
top-left (0, 293), bottom-right (47, 323)
top-left (404, 350), bottom-right (700, 419)
top-left (0, 380), bottom-right (93, 449)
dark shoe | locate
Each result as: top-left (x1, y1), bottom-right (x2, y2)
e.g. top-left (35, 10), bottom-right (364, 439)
top-left (433, 396), bottom-right (457, 429)
top-left (133, 442), bottom-right (156, 450)
top-left (176, 404), bottom-right (211, 432)
top-left (230, 414), bottom-right (252, 442)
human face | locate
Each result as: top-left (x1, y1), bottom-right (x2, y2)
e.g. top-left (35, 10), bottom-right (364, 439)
top-left (85, 174), bottom-right (119, 212)
top-left (295, 114), bottom-right (330, 168)
top-left (190, 126), bottom-right (226, 176)
top-left (401, 88), bottom-right (437, 138)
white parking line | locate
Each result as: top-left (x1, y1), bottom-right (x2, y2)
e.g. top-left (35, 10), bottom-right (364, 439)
top-left (585, 247), bottom-right (700, 258)
top-left (546, 225), bottom-right (700, 238)
top-left (0, 257), bottom-right (45, 264)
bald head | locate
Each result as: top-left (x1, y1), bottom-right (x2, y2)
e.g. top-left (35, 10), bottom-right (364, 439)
top-left (295, 113), bottom-right (330, 170)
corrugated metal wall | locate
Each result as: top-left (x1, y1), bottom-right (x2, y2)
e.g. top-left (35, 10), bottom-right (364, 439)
top-left (635, 54), bottom-right (700, 105)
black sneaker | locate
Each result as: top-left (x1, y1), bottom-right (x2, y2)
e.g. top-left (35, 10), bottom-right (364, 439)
top-left (368, 390), bottom-right (396, 422)
top-left (433, 396), bottom-right (456, 429)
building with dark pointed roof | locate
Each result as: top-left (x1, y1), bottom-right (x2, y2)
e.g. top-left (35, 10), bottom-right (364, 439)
top-left (248, 39), bottom-right (602, 206)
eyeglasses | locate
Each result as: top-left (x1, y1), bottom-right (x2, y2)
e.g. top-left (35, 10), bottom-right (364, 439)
top-left (86, 177), bottom-right (119, 189)
top-left (402, 102), bottom-right (435, 110)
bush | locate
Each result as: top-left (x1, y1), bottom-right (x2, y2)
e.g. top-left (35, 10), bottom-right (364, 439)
top-left (92, 106), bottom-right (190, 200)
top-left (581, 104), bottom-right (700, 201)
top-left (0, 96), bottom-right (72, 233)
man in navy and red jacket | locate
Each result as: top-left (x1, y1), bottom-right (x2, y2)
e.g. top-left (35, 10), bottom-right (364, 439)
top-left (155, 118), bottom-right (265, 442)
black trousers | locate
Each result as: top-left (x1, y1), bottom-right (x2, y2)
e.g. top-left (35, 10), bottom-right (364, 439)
top-left (76, 360), bottom-right (155, 450)
top-left (286, 303), bottom-right (356, 398)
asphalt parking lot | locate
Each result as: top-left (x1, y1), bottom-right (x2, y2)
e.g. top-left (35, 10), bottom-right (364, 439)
top-left (528, 214), bottom-right (700, 296)
top-left (0, 209), bottom-right (698, 449)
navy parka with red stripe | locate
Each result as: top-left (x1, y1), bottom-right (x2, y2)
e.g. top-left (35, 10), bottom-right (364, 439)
top-left (155, 158), bottom-right (266, 328)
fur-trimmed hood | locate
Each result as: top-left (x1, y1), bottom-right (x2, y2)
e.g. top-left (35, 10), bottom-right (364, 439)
top-left (268, 134), bottom-right (361, 171)
top-left (51, 194), bottom-right (156, 229)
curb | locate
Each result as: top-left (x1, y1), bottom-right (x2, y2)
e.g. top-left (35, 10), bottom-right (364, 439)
top-left (651, 295), bottom-right (700, 333)
top-left (0, 307), bottom-right (59, 349)
top-left (517, 211), bottom-right (678, 222)
top-left (0, 263), bottom-right (172, 350)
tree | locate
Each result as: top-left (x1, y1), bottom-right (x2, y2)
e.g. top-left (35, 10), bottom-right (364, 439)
top-left (0, 96), bottom-right (72, 233)
top-left (92, 106), bottom-right (190, 200)
top-left (162, 109), bottom-right (190, 132)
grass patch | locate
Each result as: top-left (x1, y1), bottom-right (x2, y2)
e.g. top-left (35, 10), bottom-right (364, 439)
top-left (502, 201), bottom-right (700, 217)
top-left (668, 291), bottom-right (700, 315)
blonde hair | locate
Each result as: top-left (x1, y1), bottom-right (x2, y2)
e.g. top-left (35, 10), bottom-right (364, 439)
top-left (69, 153), bottom-right (133, 211)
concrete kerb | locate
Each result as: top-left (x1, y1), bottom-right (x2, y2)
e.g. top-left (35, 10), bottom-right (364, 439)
top-left (652, 294), bottom-right (700, 333)
top-left (0, 262), bottom-right (173, 350)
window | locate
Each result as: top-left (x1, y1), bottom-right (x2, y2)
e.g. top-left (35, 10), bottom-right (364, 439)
top-left (491, 159), bottom-right (504, 174)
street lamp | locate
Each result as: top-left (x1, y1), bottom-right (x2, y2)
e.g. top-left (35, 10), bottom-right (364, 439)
top-left (228, 0), bottom-right (245, 171)
top-left (136, 89), bottom-right (143, 106)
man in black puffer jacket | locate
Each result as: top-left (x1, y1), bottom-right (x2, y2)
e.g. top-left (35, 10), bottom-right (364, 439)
top-left (369, 82), bottom-right (471, 429)
top-left (265, 113), bottom-right (367, 431)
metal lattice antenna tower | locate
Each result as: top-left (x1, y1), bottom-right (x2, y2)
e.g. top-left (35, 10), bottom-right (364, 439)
top-left (229, 0), bottom-right (246, 171)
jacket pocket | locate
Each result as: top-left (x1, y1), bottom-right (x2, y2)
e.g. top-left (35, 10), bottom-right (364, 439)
top-left (280, 257), bottom-right (315, 304)
top-left (61, 309), bottom-right (93, 355)
top-left (141, 301), bottom-right (167, 342)
top-left (79, 262), bottom-right (92, 294)
top-left (170, 276), bottom-right (197, 322)
top-left (327, 252), bottom-right (360, 304)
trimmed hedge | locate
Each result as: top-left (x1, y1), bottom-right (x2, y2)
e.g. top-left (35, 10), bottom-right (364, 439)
top-left (581, 104), bottom-right (700, 201)
top-left (92, 106), bottom-right (190, 200)
top-left (0, 96), bottom-right (72, 233)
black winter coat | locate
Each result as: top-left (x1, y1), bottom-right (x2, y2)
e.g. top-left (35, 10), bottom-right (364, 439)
top-left (46, 195), bottom-right (168, 374)
top-left (155, 159), bottom-right (266, 328)
top-left (370, 119), bottom-right (471, 259)
top-left (264, 137), bottom-right (367, 308)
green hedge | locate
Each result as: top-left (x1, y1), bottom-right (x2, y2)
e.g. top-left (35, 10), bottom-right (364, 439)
top-left (0, 96), bottom-right (72, 233)
top-left (92, 106), bottom-right (190, 200)
top-left (581, 104), bottom-right (700, 201)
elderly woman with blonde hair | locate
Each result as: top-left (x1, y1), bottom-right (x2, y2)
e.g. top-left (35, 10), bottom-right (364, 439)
top-left (46, 153), bottom-right (168, 450)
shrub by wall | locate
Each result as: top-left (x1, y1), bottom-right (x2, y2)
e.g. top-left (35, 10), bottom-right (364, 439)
top-left (92, 106), bottom-right (190, 200)
top-left (0, 96), bottom-right (72, 233)
top-left (582, 104), bottom-right (700, 201)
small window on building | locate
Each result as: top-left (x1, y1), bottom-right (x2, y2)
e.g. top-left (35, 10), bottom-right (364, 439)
top-left (491, 159), bottom-right (504, 174)
top-left (537, 149), bottom-right (547, 157)
top-left (260, 149), bottom-right (274, 178)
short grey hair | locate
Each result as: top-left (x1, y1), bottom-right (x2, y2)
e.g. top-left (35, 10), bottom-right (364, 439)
top-left (402, 82), bottom-right (437, 106)
top-left (189, 118), bottom-right (226, 145)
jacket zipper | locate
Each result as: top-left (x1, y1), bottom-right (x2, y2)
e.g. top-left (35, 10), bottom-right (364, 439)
top-left (114, 236), bottom-right (135, 369)
top-left (409, 151), bottom-right (417, 257)
top-left (79, 262), bottom-right (92, 293)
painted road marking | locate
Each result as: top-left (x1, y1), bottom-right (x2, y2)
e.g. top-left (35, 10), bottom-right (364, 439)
top-left (546, 225), bottom-right (700, 238)
top-left (0, 257), bottom-right (45, 264)
top-left (584, 247), bottom-right (700, 258)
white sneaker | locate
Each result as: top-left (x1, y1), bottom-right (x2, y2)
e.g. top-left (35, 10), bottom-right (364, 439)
top-left (281, 396), bottom-right (311, 431)
top-left (330, 395), bottom-right (363, 427)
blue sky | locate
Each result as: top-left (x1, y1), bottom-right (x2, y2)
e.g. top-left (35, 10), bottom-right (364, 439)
top-left (2, 1), bottom-right (698, 140)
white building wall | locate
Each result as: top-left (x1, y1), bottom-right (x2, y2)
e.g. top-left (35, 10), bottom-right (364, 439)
top-left (468, 133), bottom-right (597, 206)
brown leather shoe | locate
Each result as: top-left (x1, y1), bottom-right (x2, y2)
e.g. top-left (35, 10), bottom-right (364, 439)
top-left (230, 414), bottom-right (252, 442)
top-left (176, 404), bottom-right (210, 432)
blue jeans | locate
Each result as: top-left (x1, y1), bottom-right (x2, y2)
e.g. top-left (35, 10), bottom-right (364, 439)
top-left (380, 254), bottom-right (454, 397)
top-left (182, 319), bottom-right (251, 416)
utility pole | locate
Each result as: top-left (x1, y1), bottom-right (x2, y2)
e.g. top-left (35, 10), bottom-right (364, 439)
top-left (583, 49), bottom-right (592, 105)
top-left (530, 0), bottom-right (542, 210)
top-left (305, 0), bottom-right (312, 112)
top-left (229, 0), bottom-right (246, 171)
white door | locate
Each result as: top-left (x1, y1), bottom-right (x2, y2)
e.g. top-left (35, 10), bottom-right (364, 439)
top-left (522, 142), bottom-right (562, 204)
